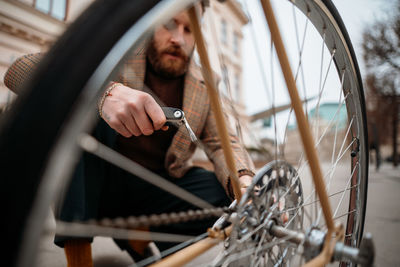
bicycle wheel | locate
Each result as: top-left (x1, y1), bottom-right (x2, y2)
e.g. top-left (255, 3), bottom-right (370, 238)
top-left (221, 0), bottom-right (368, 265)
top-left (0, 0), bottom-right (368, 266)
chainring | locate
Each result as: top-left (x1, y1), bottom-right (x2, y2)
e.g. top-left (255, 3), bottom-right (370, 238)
top-left (220, 160), bottom-right (304, 266)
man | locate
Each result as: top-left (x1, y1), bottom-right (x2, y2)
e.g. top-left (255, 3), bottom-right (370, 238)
top-left (4, 5), bottom-right (254, 267)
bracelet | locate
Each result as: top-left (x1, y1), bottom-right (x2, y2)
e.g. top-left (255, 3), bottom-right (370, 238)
top-left (98, 82), bottom-right (120, 118)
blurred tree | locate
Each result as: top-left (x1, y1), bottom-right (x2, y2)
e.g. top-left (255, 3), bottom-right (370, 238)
top-left (363, 2), bottom-right (400, 167)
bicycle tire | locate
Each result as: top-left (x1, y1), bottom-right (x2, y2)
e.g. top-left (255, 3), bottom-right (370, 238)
top-left (0, 0), bottom-right (165, 266)
top-left (0, 0), bottom-right (368, 266)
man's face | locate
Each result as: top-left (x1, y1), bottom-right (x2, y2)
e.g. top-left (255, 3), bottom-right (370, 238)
top-left (147, 10), bottom-right (195, 79)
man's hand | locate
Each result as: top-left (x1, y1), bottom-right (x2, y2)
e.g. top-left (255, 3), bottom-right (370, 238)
top-left (239, 175), bottom-right (253, 196)
top-left (101, 84), bottom-right (168, 137)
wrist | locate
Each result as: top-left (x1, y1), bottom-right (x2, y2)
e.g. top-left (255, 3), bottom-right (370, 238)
top-left (98, 82), bottom-right (120, 118)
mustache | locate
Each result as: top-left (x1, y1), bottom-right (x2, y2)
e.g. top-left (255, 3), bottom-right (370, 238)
top-left (163, 46), bottom-right (189, 61)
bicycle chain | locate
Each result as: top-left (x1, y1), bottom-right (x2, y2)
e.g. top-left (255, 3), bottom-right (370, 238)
top-left (84, 206), bottom-right (231, 229)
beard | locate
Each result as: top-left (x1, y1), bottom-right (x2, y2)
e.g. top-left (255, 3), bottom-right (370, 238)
top-left (146, 38), bottom-right (193, 79)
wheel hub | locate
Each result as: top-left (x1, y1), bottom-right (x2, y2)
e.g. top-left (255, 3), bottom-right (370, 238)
top-left (222, 160), bottom-right (304, 266)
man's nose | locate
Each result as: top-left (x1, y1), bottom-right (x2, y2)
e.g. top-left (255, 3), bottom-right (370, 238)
top-left (170, 26), bottom-right (185, 46)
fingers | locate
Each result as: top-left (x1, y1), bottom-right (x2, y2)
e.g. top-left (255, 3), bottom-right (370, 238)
top-left (143, 97), bottom-right (167, 131)
top-left (101, 84), bottom-right (166, 137)
top-left (239, 174), bottom-right (253, 196)
top-left (239, 175), bottom-right (252, 188)
top-left (122, 115), bottom-right (142, 137)
top-left (129, 108), bottom-right (154, 135)
top-left (240, 187), bottom-right (247, 197)
top-left (118, 123), bottom-right (135, 138)
top-left (129, 93), bottom-right (166, 135)
top-left (103, 111), bottom-right (133, 138)
top-left (103, 100), bottom-right (141, 137)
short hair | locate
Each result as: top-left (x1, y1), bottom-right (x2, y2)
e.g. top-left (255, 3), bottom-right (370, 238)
top-left (200, 0), bottom-right (209, 14)
top-left (201, 0), bottom-right (210, 9)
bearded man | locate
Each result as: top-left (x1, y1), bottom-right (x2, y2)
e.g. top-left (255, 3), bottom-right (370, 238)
top-left (4, 6), bottom-right (254, 267)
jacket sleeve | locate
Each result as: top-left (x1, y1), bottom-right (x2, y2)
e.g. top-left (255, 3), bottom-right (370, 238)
top-left (3, 53), bottom-right (43, 95)
top-left (200, 106), bottom-right (255, 198)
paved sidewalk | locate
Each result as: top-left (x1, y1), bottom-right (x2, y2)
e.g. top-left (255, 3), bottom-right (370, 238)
top-left (363, 163), bottom-right (400, 267)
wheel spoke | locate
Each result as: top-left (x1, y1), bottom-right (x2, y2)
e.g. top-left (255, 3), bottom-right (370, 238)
top-left (78, 133), bottom-right (214, 209)
top-left (331, 71), bottom-right (346, 164)
top-left (270, 41), bottom-right (280, 160)
top-left (333, 163), bottom-right (360, 218)
top-left (315, 118), bottom-right (355, 224)
top-left (55, 221), bottom-right (195, 242)
top-left (333, 209), bottom-right (356, 221)
top-left (135, 233), bottom-right (209, 267)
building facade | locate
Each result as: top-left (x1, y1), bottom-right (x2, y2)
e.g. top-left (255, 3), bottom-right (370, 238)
top-left (0, 0), bottom-right (92, 110)
top-left (205, 0), bottom-right (252, 141)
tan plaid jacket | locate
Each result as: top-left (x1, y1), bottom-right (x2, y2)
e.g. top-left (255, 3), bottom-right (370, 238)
top-left (4, 48), bottom-right (255, 198)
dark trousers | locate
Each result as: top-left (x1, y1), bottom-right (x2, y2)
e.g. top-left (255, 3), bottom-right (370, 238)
top-left (54, 120), bottom-right (231, 252)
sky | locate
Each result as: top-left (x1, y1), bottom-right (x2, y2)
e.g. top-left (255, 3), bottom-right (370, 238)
top-left (331, 0), bottom-right (395, 78)
top-left (234, 0), bottom-right (396, 143)
top-left (240, 0), bottom-right (395, 115)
